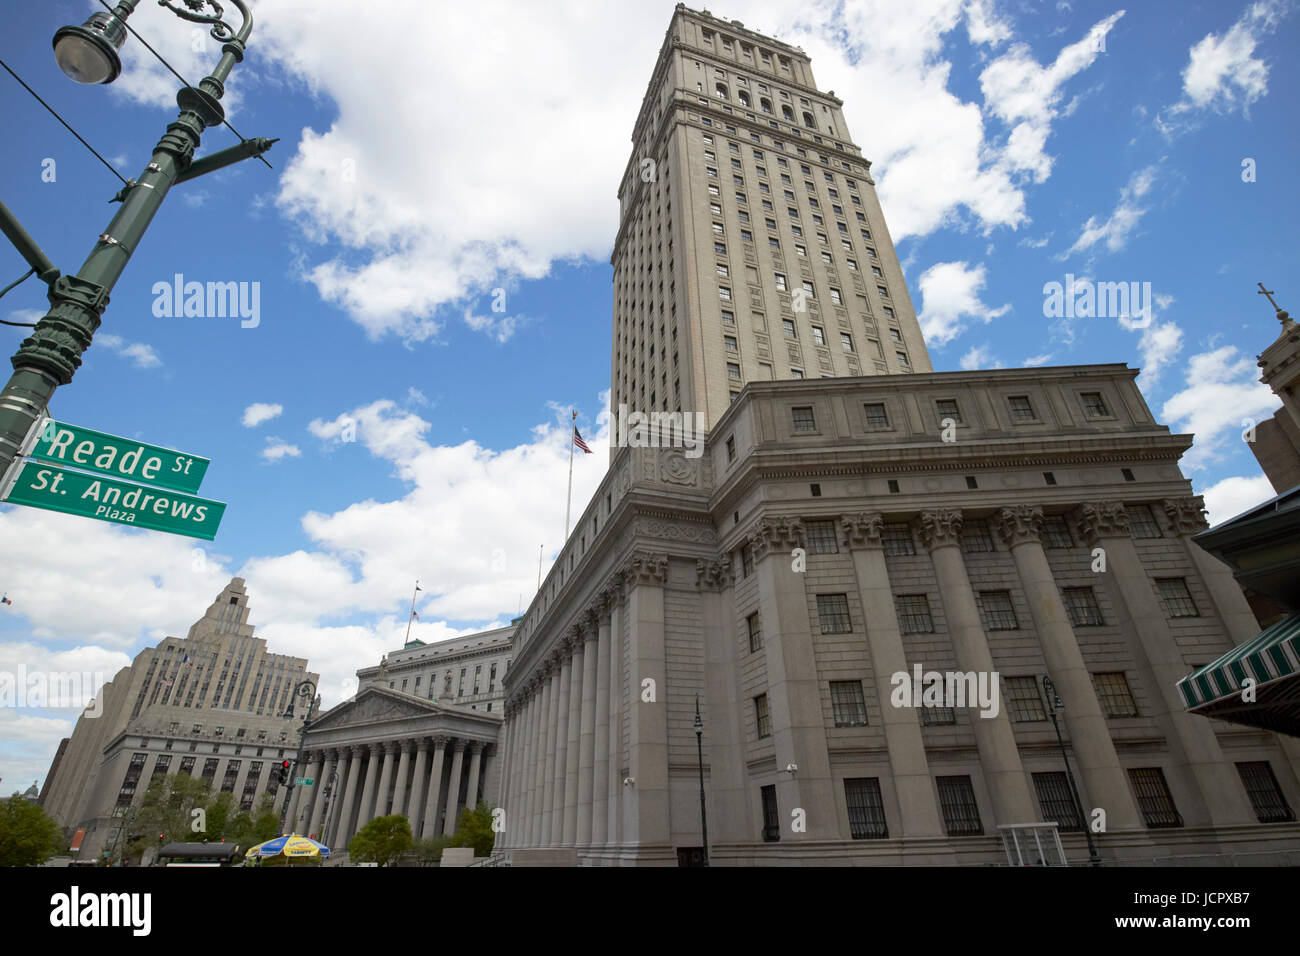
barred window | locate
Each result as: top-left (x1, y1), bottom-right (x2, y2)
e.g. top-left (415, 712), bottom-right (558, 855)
top-left (746, 612), bottom-right (762, 654)
top-left (1032, 772), bottom-right (1084, 832)
top-left (178, 756), bottom-right (195, 776)
top-left (920, 705), bottom-right (956, 726)
top-left (1005, 676), bottom-right (1046, 721)
top-left (1128, 504), bottom-right (1163, 539)
top-left (937, 775), bottom-right (983, 836)
top-left (1062, 587), bottom-right (1104, 627)
top-left (844, 778), bottom-right (889, 838)
top-left (881, 522), bottom-right (914, 555)
top-left (741, 543), bottom-right (754, 577)
top-left (864, 402), bottom-right (889, 429)
top-left (805, 519), bottom-right (838, 554)
top-left (1043, 515), bottom-right (1073, 549)
top-left (1236, 762), bottom-right (1296, 823)
top-left (816, 593), bottom-right (852, 633)
top-left (895, 594), bottom-right (934, 634)
top-left (761, 785), bottom-right (780, 842)
top-left (200, 758), bottom-right (219, 781)
top-left (1128, 767), bottom-right (1183, 828)
top-left (961, 518), bottom-right (994, 553)
top-left (936, 399), bottom-right (962, 424)
top-left (1093, 671), bottom-right (1139, 717)
top-left (978, 590), bottom-right (1019, 630)
top-left (792, 406), bottom-right (816, 431)
top-left (830, 680), bottom-right (868, 727)
top-left (1156, 578), bottom-right (1199, 618)
top-left (220, 759), bottom-right (241, 793)
top-left (754, 693), bottom-right (772, 738)
top-left (1008, 395), bottom-right (1035, 421)
top-left (1081, 391), bottom-right (1109, 418)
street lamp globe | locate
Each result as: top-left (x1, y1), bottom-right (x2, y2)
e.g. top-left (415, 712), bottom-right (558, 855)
top-left (53, 11), bottom-right (128, 85)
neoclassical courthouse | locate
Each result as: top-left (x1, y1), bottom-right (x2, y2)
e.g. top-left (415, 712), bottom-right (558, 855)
top-left (292, 4), bottom-right (1298, 865)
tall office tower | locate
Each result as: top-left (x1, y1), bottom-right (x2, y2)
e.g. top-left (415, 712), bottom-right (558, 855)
top-left (611, 4), bottom-right (931, 440)
top-left (40, 578), bottom-right (319, 861)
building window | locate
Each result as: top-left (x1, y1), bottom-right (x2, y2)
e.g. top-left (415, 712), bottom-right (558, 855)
top-left (895, 594), bottom-right (934, 634)
top-left (805, 519), bottom-right (838, 554)
top-left (1062, 587), bottom-right (1104, 627)
top-left (1043, 514), bottom-right (1073, 549)
top-left (937, 776), bottom-right (984, 836)
top-left (727, 362), bottom-right (741, 380)
top-left (881, 522), bottom-right (914, 555)
top-left (724, 335), bottom-right (738, 352)
top-left (830, 681), bottom-right (868, 727)
top-left (1128, 767), bottom-right (1184, 828)
top-left (1236, 762), bottom-right (1296, 823)
top-left (746, 612), bottom-right (762, 653)
top-left (1008, 395), bottom-right (1035, 421)
top-left (1004, 676), bottom-right (1046, 721)
top-left (1081, 391), bottom-right (1109, 418)
top-left (761, 785), bottom-right (780, 842)
top-left (920, 706), bottom-right (956, 726)
top-left (792, 406), bottom-right (816, 431)
top-left (726, 436), bottom-right (736, 462)
top-left (844, 778), bottom-right (888, 838)
top-left (754, 693), bottom-right (772, 738)
top-left (977, 590), bottom-right (1018, 630)
top-left (961, 518), bottom-right (994, 553)
top-left (816, 594), bottom-right (852, 633)
top-left (1032, 772), bottom-right (1084, 832)
top-left (719, 286), bottom-right (732, 301)
top-left (864, 402), bottom-right (889, 429)
top-left (775, 272), bottom-right (788, 291)
top-left (811, 325), bottom-right (826, 345)
top-left (936, 399), bottom-right (962, 424)
top-left (840, 332), bottom-right (854, 352)
top-left (1093, 672), bottom-right (1139, 717)
top-left (1128, 503), bottom-right (1163, 539)
top-left (1155, 578), bottom-right (1199, 618)
top-left (741, 543), bottom-right (754, 577)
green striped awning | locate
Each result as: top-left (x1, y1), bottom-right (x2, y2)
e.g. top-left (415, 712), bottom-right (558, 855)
top-left (1178, 614), bottom-right (1300, 714)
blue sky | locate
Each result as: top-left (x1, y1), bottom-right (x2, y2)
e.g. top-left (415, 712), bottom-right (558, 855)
top-left (1, 0), bottom-right (1296, 791)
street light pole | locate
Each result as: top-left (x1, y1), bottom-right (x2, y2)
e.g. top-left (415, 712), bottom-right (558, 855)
top-left (278, 680), bottom-right (317, 836)
top-left (1042, 676), bottom-right (1102, 866)
top-left (694, 694), bottom-right (709, 866)
top-left (0, 1), bottom-right (272, 479)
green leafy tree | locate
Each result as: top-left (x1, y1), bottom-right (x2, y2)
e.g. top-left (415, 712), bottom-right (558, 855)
top-left (128, 774), bottom-right (213, 859)
top-left (250, 794), bottom-right (280, 843)
top-left (451, 800), bottom-right (496, 857)
top-left (349, 814), bottom-right (412, 867)
top-left (411, 834), bottom-right (451, 866)
top-left (0, 795), bottom-right (65, 866)
top-left (204, 792), bottom-right (238, 842)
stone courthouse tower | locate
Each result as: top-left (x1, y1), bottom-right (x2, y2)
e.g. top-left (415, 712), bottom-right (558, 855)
top-left (494, 5), bottom-right (1300, 865)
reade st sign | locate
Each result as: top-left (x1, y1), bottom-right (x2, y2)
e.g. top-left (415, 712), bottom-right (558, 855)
top-left (29, 420), bottom-right (209, 494)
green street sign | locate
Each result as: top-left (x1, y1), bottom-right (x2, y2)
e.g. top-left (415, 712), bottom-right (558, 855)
top-left (28, 419), bottom-right (210, 495)
top-left (295, 778), bottom-right (314, 786)
top-left (4, 461), bottom-right (225, 540)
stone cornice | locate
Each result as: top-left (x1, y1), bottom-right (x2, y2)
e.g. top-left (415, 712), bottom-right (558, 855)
top-left (994, 505), bottom-right (1044, 548)
top-left (918, 509), bottom-right (963, 551)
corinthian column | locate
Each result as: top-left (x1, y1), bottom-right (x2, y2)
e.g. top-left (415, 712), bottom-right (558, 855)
top-left (592, 590), bottom-right (614, 847)
top-left (577, 611), bottom-right (600, 846)
top-left (622, 552), bottom-right (671, 849)
top-left (420, 736), bottom-right (448, 840)
top-left (697, 555), bottom-right (748, 846)
top-left (563, 628), bottom-right (586, 844)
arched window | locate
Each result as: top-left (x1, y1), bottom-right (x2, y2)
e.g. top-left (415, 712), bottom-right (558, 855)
top-left (715, 83), bottom-right (729, 99)
top-left (738, 90), bottom-right (751, 107)
top-left (802, 111), bottom-right (815, 129)
top-left (781, 105), bottom-right (794, 121)
top-left (760, 97), bottom-right (773, 114)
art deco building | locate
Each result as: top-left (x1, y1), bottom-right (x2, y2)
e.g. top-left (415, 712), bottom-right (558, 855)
top-left (490, 6), bottom-right (1300, 866)
top-left (40, 578), bottom-right (318, 860)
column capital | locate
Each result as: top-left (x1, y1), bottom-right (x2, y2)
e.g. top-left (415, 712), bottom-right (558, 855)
top-left (449, 737), bottom-right (466, 754)
top-left (602, 573), bottom-right (627, 609)
top-left (918, 508), bottom-right (963, 551)
top-left (431, 735), bottom-right (450, 749)
top-left (579, 611), bottom-right (600, 645)
top-left (382, 740), bottom-right (400, 755)
top-left (994, 504), bottom-right (1044, 548)
top-left (695, 556), bottom-right (734, 591)
top-left (1163, 495), bottom-right (1209, 535)
top-left (749, 515), bottom-right (805, 560)
top-left (348, 744), bottom-right (368, 758)
top-left (590, 588), bottom-right (613, 619)
top-left (400, 738), bottom-right (417, 755)
top-left (621, 551), bottom-right (669, 586)
top-left (465, 740), bottom-right (483, 756)
top-left (839, 512), bottom-right (884, 550)
top-left (1073, 501), bottom-right (1130, 545)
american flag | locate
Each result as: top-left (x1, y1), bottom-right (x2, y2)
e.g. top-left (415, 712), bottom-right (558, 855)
top-left (572, 426), bottom-right (592, 454)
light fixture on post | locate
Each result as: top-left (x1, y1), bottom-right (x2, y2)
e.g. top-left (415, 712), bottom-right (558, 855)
top-left (53, 6), bottom-right (130, 85)
top-left (1042, 675), bottom-right (1102, 866)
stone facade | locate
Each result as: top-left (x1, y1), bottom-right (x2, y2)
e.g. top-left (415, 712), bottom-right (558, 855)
top-left (1249, 302), bottom-right (1300, 494)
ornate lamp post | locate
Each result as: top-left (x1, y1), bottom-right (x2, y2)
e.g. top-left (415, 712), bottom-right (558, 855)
top-left (0, 1), bottom-right (273, 479)
top-left (278, 679), bottom-right (318, 835)
top-left (1042, 676), bottom-right (1101, 866)
top-left (694, 694), bottom-right (709, 866)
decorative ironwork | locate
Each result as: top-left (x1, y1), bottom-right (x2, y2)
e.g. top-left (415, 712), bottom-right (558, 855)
top-left (158, 0), bottom-right (236, 41)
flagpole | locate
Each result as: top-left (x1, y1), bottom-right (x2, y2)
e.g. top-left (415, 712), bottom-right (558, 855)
top-left (404, 580), bottom-right (419, 646)
top-left (564, 409), bottom-right (575, 540)
top-left (537, 544), bottom-right (543, 591)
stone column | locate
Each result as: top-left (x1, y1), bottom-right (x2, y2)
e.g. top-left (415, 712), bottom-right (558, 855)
top-left (516, 690), bottom-right (535, 847)
top-left (391, 740), bottom-right (414, 819)
top-left (281, 757), bottom-right (304, 831)
top-left (994, 505), bottom-right (1143, 831)
top-left (592, 592), bottom-right (613, 846)
top-left (751, 519), bottom-right (839, 841)
top-left (536, 662), bottom-right (557, 846)
top-left (622, 552), bottom-right (672, 848)
top-left (307, 751), bottom-right (334, 839)
top-left (335, 745), bottom-right (365, 848)
top-left (355, 743), bottom-right (383, 829)
top-left (1075, 502), bottom-right (1256, 827)
top-left (919, 509), bottom-right (1038, 826)
top-left (840, 513), bottom-right (945, 840)
top-left (563, 630), bottom-right (585, 844)
top-left (577, 611), bottom-right (600, 846)
top-left (607, 575), bottom-right (626, 845)
top-left (524, 684), bottom-right (543, 846)
top-left (697, 556), bottom-right (748, 846)
top-left (407, 741), bottom-right (429, 837)
top-left (442, 739), bottom-right (467, 837)
top-left (497, 706), bottom-right (515, 848)
top-left (420, 736), bottom-right (448, 840)
top-left (551, 643), bottom-right (573, 845)
top-left (1164, 497), bottom-right (1261, 644)
top-left (296, 751), bottom-right (323, 833)
top-left (465, 741), bottom-right (484, 813)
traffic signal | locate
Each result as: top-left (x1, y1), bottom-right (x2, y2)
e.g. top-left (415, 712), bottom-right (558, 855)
top-left (281, 759), bottom-right (292, 783)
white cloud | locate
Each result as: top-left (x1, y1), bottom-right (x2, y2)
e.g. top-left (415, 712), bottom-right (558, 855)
top-left (959, 344), bottom-right (1003, 369)
top-left (1023, 352), bottom-right (1053, 366)
top-left (261, 438), bottom-right (302, 462)
top-left (916, 261), bottom-right (1011, 346)
top-left (242, 403), bottom-right (284, 428)
top-left (463, 308), bottom-right (521, 344)
top-left (5, 309), bottom-right (44, 325)
top-left (95, 333), bottom-right (162, 369)
top-left (1136, 319), bottom-right (1184, 386)
top-left (1062, 165), bottom-right (1159, 258)
top-left (1161, 346), bottom-right (1278, 470)
top-left (1200, 473), bottom-right (1276, 527)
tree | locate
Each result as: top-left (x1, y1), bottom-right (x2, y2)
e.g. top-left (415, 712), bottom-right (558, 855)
top-left (204, 792), bottom-right (237, 842)
top-left (411, 834), bottom-right (451, 866)
top-left (128, 774), bottom-right (213, 860)
top-left (451, 800), bottom-right (496, 857)
top-left (0, 795), bottom-right (65, 866)
top-left (249, 794), bottom-right (280, 843)
top-left (349, 814), bottom-right (412, 867)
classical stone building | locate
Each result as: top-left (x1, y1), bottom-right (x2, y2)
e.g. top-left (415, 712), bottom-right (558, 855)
top-left (1248, 292), bottom-right (1300, 494)
top-left (40, 578), bottom-right (318, 861)
top-left (291, 624), bottom-right (514, 848)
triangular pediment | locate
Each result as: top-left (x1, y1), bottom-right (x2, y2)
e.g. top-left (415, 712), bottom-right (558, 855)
top-left (307, 685), bottom-right (445, 732)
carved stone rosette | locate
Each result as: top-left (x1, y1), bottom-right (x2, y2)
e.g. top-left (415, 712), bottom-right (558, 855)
top-left (994, 505), bottom-right (1044, 548)
top-left (622, 551), bottom-right (669, 586)
top-left (1163, 496), bottom-right (1209, 535)
top-left (1073, 501), bottom-right (1130, 545)
top-left (749, 515), bottom-right (806, 560)
top-left (840, 512), bottom-right (884, 550)
top-left (918, 509), bottom-right (963, 551)
top-left (695, 556), bottom-right (734, 591)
